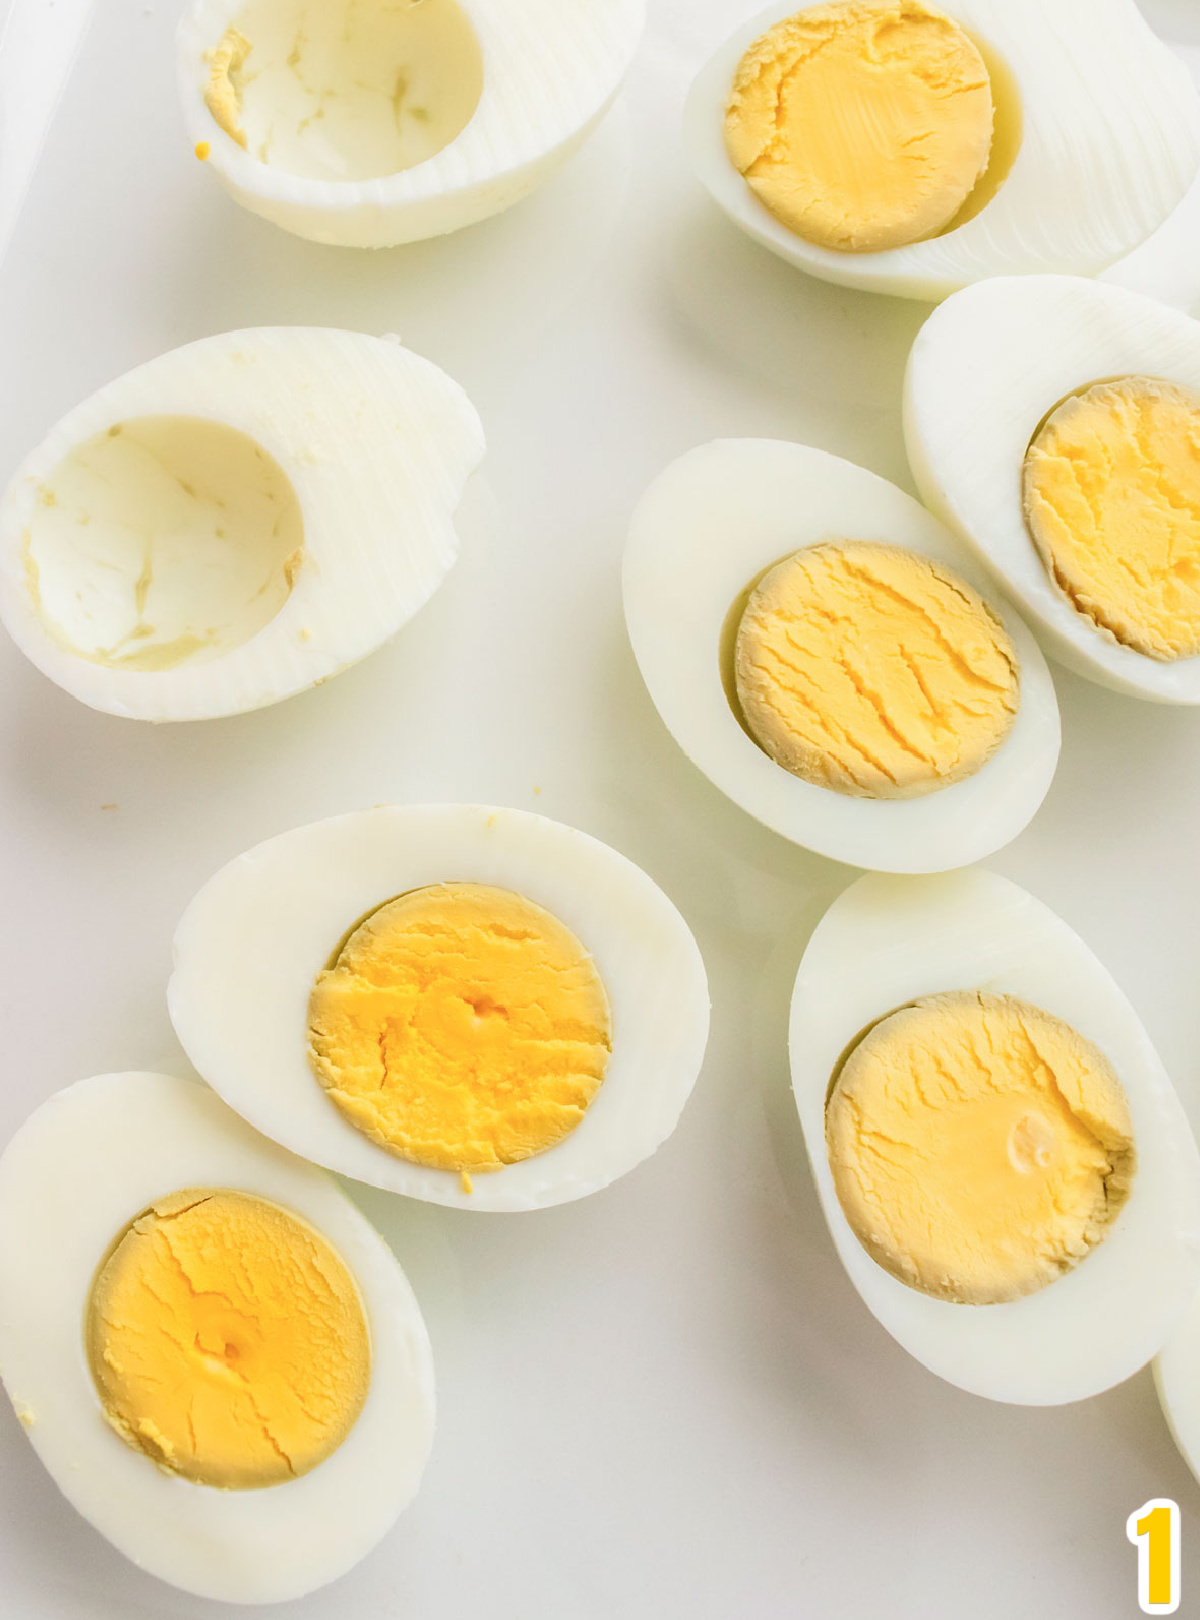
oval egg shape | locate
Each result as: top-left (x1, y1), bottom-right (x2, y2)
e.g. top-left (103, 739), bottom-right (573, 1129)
top-left (790, 868), bottom-right (1200, 1404)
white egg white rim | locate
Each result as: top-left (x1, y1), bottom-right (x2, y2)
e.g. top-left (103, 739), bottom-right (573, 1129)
top-left (790, 868), bottom-right (1200, 1405)
top-left (168, 805), bottom-right (711, 1212)
top-left (683, 0), bottom-right (1200, 302)
top-left (0, 1072), bottom-right (435, 1606)
top-left (623, 439), bottom-right (1060, 874)
top-left (0, 328), bottom-right (484, 722)
top-left (905, 275), bottom-right (1200, 703)
top-left (1154, 1283), bottom-right (1200, 1489)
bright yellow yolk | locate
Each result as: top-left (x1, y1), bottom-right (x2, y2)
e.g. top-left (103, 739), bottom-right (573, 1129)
top-left (733, 540), bottom-right (1019, 799)
top-left (307, 884), bottom-right (613, 1173)
top-left (1023, 376), bottom-right (1200, 662)
top-left (723, 1), bottom-right (994, 253)
top-left (826, 992), bottom-right (1136, 1304)
top-left (86, 1190), bottom-right (370, 1489)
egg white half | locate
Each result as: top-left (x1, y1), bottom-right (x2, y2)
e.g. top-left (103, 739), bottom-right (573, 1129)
top-left (167, 805), bottom-right (710, 1212)
top-left (623, 439), bottom-right (1060, 873)
top-left (179, 0), bottom-right (645, 247)
top-left (1154, 1284), bottom-right (1200, 1489)
top-left (905, 275), bottom-right (1200, 702)
top-left (0, 1072), bottom-right (435, 1605)
top-left (684, 0), bottom-right (1200, 301)
top-left (790, 869), bottom-right (1200, 1404)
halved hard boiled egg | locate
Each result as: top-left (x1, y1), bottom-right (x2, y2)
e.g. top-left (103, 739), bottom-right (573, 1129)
top-left (685, 0), bottom-right (1200, 302)
top-left (180, 0), bottom-right (645, 247)
top-left (0, 1071), bottom-right (435, 1604)
top-left (790, 868), bottom-right (1200, 1404)
top-left (623, 439), bottom-right (1059, 873)
top-left (0, 327), bottom-right (483, 721)
top-left (167, 805), bottom-right (710, 1211)
top-left (905, 275), bottom-right (1200, 702)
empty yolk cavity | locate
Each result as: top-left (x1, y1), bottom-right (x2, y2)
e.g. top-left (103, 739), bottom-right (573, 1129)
top-left (1023, 376), bottom-right (1200, 662)
top-left (86, 1190), bottom-right (370, 1489)
top-left (724, 0), bottom-right (994, 253)
top-left (733, 540), bottom-right (1019, 799)
top-left (826, 991), bottom-right (1136, 1304)
top-left (307, 884), bottom-right (614, 1173)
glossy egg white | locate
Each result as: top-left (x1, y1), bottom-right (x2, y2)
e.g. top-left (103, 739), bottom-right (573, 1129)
top-left (623, 439), bottom-right (1060, 873)
top-left (684, 0), bottom-right (1200, 302)
top-left (905, 275), bottom-right (1200, 703)
top-left (179, 0), bottom-right (645, 248)
top-left (168, 805), bottom-right (711, 1212)
top-left (0, 1071), bottom-right (435, 1605)
top-left (790, 869), bottom-right (1200, 1404)
top-left (0, 327), bottom-right (484, 722)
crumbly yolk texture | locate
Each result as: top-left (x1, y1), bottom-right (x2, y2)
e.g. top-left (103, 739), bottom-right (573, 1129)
top-left (826, 992), bottom-right (1136, 1304)
top-left (86, 1190), bottom-right (370, 1489)
top-left (734, 541), bottom-right (1019, 799)
top-left (723, 1), bottom-right (994, 253)
top-left (307, 884), bottom-right (613, 1173)
top-left (206, 29), bottom-right (252, 148)
top-left (1022, 376), bottom-right (1200, 662)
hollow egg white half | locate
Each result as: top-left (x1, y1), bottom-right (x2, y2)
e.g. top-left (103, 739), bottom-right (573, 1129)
top-left (179, 0), bottom-right (645, 248)
top-left (0, 327), bottom-right (483, 722)
top-left (905, 275), bottom-right (1200, 703)
top-left (790, 869), bottom-right (1200, 1404)
top-left (168, 805), bottom-right (710, 1212)
top-left (622, 439), bottom-right (1059, 874)
top-left (0, 1071), bottom-right (435, 1605)
top-left (684, 0), bottom-right (1200, 302)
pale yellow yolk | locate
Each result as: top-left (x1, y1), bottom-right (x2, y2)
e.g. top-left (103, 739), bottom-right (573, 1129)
top-left (826, 992), bottom-right (1136, 1304)
top-left (723, 1), bottom-right (994, 253)
top-left (307, 884), bottom-right (613, 1173)
top-left (86, 1190), bottom-right (370, 1489)
top-left (733, 541), bottom-right (1019, 799)
top-left (1023, 376), bottom-right (1200, 662)
top-left (206, 29), bottom-right (252, 149)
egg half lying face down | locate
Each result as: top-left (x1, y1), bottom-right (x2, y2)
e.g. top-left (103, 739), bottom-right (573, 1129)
top-left (180, 0), bottom-right (645, 247)
top-left (623, 439), bottom-right (1059, 873)
top-left (790, 869), bottom-right (1200, 1404)
top-left (0, 327), bottom-right (483, 722)
top-left (168, 805), bottom-right (711, 1212)
top-left (685, 0), bottom-right (1200, 303)
top-left (906, 275), bottom-right (1200, 703)
top-left (0, 1072), bottom-right (435, 1604)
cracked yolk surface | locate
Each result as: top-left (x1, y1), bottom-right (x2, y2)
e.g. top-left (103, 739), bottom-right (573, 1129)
top-left (86, 1190), bottom-right (370, 1489)
top-left (826, 991), bottom-right (1136, 1304)
top-left (733, 540), bottom-right (1019, 799)
top-left (307, 884), bottom-right (613, 1174)
top-left (1023, 376), bottom-right (1200, 662)
top-left (723, 1), bottom-right (994, 253)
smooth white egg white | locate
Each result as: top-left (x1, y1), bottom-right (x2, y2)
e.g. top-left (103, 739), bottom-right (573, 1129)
top-left (684, 0), bottom-right (1200, 302)
top-left (167, 805), bottom-right (711, 1212)
top-left (0, 1072), bottom-right (435, 1605)
top-left (179, 0), bottom-right (645, 248)
top-left (0, 327), bottom-right (484, 722)
top-left (904, 275), bottom-right (1200, 702)
top-left (1155, 1288), bottom-right (1200, 1488)
top-left (790, 869), bottom-right (1200, 1405)
top-left (622, 439), bottom-right (1060, 873)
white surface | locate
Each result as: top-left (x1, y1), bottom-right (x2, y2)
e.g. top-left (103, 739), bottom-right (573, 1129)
top-left (2, 0), bottom-right (1200, 1616)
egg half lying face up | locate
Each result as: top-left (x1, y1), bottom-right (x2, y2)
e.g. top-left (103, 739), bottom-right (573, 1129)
top-left (0, 1072), bottom-right (435, 1604)
top-left (180, 0), bottom-right (646, 247)
top-left (168, 805), bottom-right (711, 1212)
top-left (790, 868), bottom-right (1200, 1404)
top-left (0, 327), bottom-right (484, 721)
top-left (684, 0), bottom-right (1200, 303)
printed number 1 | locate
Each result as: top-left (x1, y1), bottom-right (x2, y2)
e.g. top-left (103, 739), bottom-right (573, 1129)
top-left (1127, 1498), bottom-right (1181, 1615)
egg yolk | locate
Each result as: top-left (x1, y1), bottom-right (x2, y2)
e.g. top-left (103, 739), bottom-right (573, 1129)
top-left (1023, 376), bottom-right (1200, 662)
top-left (826, 992), bottom-right (1136, 1304)
top-left (733, 540), bottom-right (1019, 799)
top-left (723, 1), bottom-right (994, 253)
top-left (307, 884), bottom-right (613, 1174)
top-left (86, 1190), bottom-right (370, 1489)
